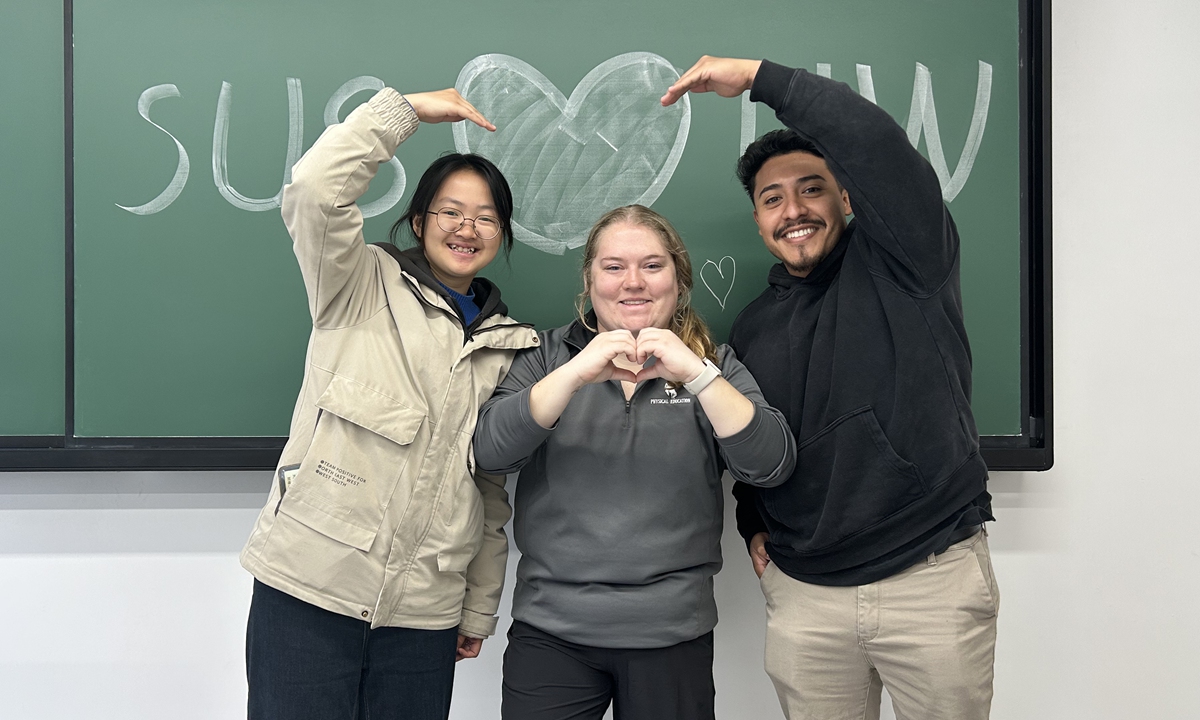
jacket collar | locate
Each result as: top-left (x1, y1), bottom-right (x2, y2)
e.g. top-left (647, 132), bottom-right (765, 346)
top-left (373, 242), bottom-right (510, 324)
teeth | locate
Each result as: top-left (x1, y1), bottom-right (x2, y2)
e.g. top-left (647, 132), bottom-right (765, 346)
top-left (784, 227), bottom-right (815, 240)
top-left (448, 244), bottom-right (477, 254)
top-left (621, 300), bottom-right (648, 305)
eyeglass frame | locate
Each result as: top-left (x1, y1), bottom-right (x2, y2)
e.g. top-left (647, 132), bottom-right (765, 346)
top-left (425, 208), bottom-right (502, 240)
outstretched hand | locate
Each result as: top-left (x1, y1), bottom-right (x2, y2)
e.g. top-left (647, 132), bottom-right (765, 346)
top-left (405, 88), bottom-right (496, 131)
top-left (661, 56), bottom-right (763, 107)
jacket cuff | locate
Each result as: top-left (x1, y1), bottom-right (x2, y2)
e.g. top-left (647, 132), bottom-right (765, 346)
top-left (458, 608), bottom-right (498, 639)
top-left (749, 59), bottom-right (798, 109)
top-left (367, 88), bottom-right (420, 146)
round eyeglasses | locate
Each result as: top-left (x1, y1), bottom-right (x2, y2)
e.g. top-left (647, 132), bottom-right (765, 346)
top-left (426, 208), bottom-right (501, 240)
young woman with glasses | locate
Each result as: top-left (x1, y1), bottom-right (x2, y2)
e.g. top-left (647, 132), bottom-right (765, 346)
top-left (240, 86), bottom-right (538, 720)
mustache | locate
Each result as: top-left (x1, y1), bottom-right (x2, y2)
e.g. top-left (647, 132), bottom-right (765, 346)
top-left (774, 220), bottom-right (825, 241)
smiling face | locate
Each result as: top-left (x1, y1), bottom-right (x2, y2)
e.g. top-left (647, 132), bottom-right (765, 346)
top-left (411, 169), bottom-right (501, 294)
top-left (588, 222), bottom-right (679, 335)
top-left (752, 151), bottom-right (852, 277)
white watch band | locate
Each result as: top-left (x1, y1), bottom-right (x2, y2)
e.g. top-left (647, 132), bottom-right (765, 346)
top-left (683, 358), bottom-right (722, 395)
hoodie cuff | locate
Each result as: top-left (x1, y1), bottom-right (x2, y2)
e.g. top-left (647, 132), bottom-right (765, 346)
top-left (749, 59), bottom-right (798, 109)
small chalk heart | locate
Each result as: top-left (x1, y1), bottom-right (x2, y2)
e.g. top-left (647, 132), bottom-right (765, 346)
top-left (700, 256), bottom-right (737, 310)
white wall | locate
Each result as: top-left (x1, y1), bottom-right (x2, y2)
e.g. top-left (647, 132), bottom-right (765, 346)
top-left (4, 1), bottom-right (1200, 717)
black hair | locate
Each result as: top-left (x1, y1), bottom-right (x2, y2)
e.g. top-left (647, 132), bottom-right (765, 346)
top-left (735, 129), bottom-right (826, 200)
top-left (388, 153), bottom-right (515, 257)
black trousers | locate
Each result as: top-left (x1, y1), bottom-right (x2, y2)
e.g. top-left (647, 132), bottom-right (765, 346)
top-left (246, 580), bottom-right (459, 720)
top-left (501, 620), bottom-right (716, 720)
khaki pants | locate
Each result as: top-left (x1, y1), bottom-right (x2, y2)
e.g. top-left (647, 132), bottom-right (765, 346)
top-left (760, 531), bottom-right (999, 720)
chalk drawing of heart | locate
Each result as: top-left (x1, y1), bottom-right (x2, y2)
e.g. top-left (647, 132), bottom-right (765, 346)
top-left (454, 53), bottom-right (691, 255)
top-left (700, 256), bottom-right (737, 310)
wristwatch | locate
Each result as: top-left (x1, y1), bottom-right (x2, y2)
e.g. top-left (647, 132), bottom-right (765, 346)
top-left (683, 358), bottom-right (722, 395)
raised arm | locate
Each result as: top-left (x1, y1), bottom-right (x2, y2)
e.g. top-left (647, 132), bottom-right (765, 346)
top-left (283, 88), bottom-right (493, 328)
top-left (666, 56), bottom-right (956, 294)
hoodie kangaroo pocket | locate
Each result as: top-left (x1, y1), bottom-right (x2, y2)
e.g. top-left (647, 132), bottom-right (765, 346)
top-left (279, 374), bottom-right (426, 552)
top-left (763, 406), bottom-right (927, 554)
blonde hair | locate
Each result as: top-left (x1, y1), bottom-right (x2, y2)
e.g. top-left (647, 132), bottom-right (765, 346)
top-left (575, 205), bottom-right (718, 363)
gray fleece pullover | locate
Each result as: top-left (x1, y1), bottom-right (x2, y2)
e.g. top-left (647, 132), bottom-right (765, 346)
top-left (474, 320), bottom-right (795, 648)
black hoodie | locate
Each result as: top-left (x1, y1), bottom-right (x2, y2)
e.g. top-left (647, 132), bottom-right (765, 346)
top-left (730, 60), bottom-right (992, 586)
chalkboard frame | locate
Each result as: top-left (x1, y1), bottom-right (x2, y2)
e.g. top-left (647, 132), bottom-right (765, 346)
top-left (0, 0), bottom-right (1052, 472)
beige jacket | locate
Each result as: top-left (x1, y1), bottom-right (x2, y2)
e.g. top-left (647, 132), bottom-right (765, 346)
top-left (240, 88), bottom-right (539, 637)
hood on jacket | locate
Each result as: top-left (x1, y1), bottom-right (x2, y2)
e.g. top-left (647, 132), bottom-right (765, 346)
top-left (373, 242), bottom-right (511, 337)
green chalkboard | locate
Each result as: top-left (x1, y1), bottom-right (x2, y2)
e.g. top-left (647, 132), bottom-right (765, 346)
top-left (4, 0), bottom-right (1049, 468)
top-left (0, 4), bottom-right (65, 437)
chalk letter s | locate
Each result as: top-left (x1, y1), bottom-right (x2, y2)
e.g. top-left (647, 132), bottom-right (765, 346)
top-left (117, 84), bottom-right (190, 215)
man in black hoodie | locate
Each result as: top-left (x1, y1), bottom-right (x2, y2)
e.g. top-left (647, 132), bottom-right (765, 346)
top-left (662, 58), bottom-right (998, 719)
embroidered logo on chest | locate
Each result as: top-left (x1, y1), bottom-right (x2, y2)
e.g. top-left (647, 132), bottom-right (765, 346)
top-left (649, 385), bottom-right (692, 405)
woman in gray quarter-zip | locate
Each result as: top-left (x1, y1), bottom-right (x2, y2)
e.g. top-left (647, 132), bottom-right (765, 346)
top-left (474, 205), bottom-right (796, 720)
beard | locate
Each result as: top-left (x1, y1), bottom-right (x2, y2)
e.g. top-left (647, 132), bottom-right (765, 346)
top-left (784, 254), bottom-right (822, 276)
top-left (773, 219), bottom-right (843, 277)
top-left (780, 241), bottom-right (833, 277)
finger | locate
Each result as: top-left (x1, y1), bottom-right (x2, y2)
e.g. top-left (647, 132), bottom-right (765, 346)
top-left (459, 99), bottom-right (496, 131)
top-left (609, 365), bottom-right (639, 384)
top-left (662, 59), bottom-right (709, 105)
top-left (634, 332), bottom-right (665, 363)
top-left (600, 339), bottom-right (633, 362)
top-left (662, 76), bottom-right (706, 106)
top-left (634, 364), bottom-right (664, 384)
top-left (634, 339), bottom-right (653, 365)
top-left (618, 337), bottom-right (640, 362)
top-left (455, 638), bottom-right (479, 661)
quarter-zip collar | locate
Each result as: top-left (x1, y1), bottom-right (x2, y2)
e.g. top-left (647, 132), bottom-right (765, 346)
top-left (563, 313), bottom-right (599, 353)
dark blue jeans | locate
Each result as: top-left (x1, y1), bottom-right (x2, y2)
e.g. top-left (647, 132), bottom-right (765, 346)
top-left (246, 580), bottom-right (458, 720)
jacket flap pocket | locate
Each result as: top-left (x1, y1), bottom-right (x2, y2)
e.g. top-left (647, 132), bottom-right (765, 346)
top-left (316, 374), bottom-right (425, 446)
top-left (279, 493), bottom-right (377, 552)
top-left (468, 323), bottom-right (540, 352)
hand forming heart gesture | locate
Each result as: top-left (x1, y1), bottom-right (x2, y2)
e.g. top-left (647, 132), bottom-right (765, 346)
top-left (563, 328), bottom-right (707, 390)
